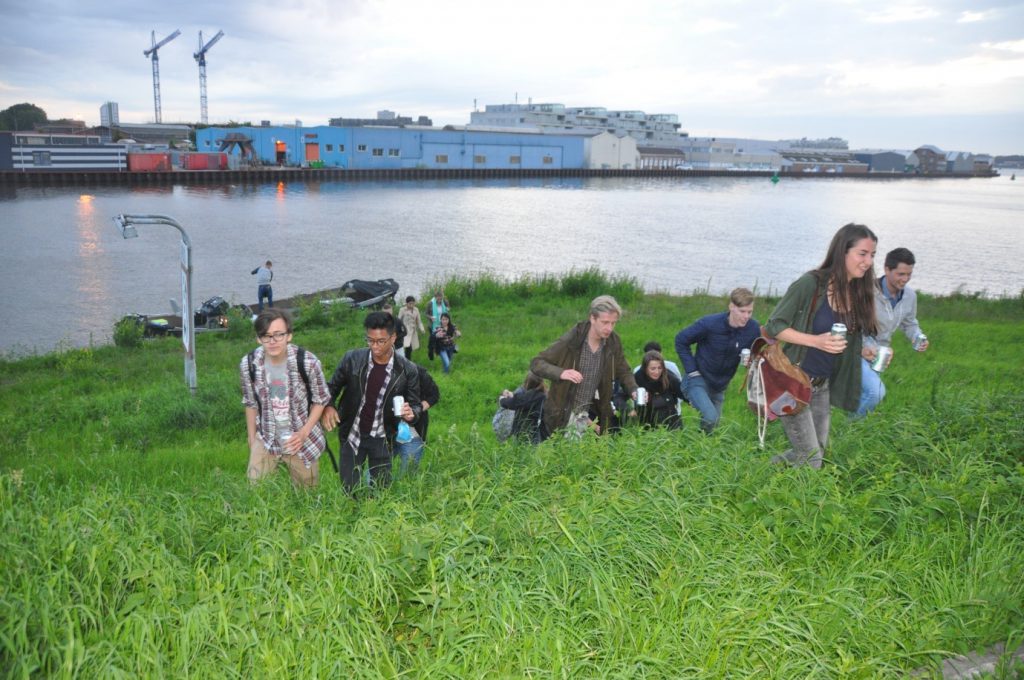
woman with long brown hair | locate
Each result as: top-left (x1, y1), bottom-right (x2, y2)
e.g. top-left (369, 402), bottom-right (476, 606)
top-left (765, 223), bottom-right (878, 468)
top-left (627, 350), bottom-right (685, 430)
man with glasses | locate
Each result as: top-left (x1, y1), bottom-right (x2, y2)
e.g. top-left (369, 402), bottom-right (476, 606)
top-left (240, 309), bottom-right (332, 487)
top-left (322, 311), bottom-right (421, 493)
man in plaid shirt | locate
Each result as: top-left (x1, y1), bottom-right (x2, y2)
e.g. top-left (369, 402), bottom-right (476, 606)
top-left (240, 309), bottom-right (331, 487)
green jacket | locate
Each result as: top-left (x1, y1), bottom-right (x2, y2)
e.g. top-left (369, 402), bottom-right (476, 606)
top-left (530, 321), bottom-right (638, 436)
top-left (764, 273), bottom-right (862, 412)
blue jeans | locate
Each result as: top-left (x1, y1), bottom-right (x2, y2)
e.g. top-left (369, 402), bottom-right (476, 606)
top-left (438, 348), bottom-right (454, 373)
top-left (257, 284), bottom-right (273, 311)
top-left (682, 374), bottom-right (725, 433)
top-left (395, 437), bottom-right (424, 473)
top-left (854, 357), bottom-right (886, 419)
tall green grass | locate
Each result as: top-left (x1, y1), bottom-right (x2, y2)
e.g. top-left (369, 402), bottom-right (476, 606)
top-left (1, 272), bottom-right (1022, 678)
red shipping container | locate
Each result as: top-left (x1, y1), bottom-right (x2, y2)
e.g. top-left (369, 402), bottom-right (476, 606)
top-left (182, 153), bottom-right (228, 170)
top-left (128, 153), bottom-right (172, 172)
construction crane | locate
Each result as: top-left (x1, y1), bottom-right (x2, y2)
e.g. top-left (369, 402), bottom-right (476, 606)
top-left (143, 29), bottom-right (181, 124)
top-left (193, 30), bottom-right (224, 125)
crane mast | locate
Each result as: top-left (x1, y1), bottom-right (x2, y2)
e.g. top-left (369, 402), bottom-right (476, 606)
top-left (143, 29), bottom-right (181, 124)
top-left (194, 30), bottom-right (224, 125)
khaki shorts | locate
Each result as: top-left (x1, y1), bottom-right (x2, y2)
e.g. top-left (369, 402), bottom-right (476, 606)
top-left (247, 438), bottom-right (319, 488)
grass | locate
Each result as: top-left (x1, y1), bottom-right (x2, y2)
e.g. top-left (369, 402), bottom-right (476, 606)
top-left (1, 271), bottom-right (1022, 678)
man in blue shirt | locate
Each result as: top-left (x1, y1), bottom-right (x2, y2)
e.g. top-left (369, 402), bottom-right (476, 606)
top-left (675, 288), bottom-right (761, 433)
top-left (855, 247), bottom-right (930, 418)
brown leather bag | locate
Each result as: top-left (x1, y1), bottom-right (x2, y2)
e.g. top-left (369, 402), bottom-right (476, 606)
top-left (745, 330), bottom-right (812, 418)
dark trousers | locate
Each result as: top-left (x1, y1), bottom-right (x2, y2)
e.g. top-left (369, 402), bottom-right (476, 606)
top-left (257, 284), bottom-right (273, 311)
top-left (340, 437), bottom-right (392, 493)
top-left (403, 346), bottom-right (414, 360)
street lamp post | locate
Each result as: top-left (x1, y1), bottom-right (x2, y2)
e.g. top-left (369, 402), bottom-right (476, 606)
top-left (113, 213), bottom-right (197, 395)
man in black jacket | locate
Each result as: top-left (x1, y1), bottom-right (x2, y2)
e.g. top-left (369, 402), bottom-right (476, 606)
top-left (322, 311), bottom-right (421, 493)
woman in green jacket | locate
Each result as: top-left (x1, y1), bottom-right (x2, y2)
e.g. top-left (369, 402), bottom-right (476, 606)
top-left (765, 223), bottom-right (878, 469)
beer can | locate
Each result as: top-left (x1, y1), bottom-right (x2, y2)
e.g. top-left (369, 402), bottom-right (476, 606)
top-left (392, 395), bottom-right (405, 417)
top-left (635, 387), bottom-right (648, 406)
top-left (830, 323), bottom-right (847, 339)
top-left (870, 345), bottom-right (892, 372)
top-left (740, 348), bottom-right (751, 367)
top-left (913, 333), bottom-right (927, 351)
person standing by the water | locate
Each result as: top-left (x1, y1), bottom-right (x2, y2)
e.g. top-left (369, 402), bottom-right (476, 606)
top-left (765, 223), bottom-right (878, 469)
top-left (240, 309), bottom-right (331, 488)
top-left (530, 295), bottom-right (637, 440)
top-left (855, 247), bottom-right (930, 418)
top-left (674, 287), bottom-right (761, 433)
top-left (251, 260), bottom-right (274, 311)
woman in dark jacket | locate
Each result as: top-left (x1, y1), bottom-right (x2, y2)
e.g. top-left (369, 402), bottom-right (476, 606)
top-left (625, 350), bottom-right (685, 429)
top-left (499, 372), bottom-right (547, 444)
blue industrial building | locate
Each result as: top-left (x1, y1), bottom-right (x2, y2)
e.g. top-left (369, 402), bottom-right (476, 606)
top-left (196, 125), bottom-right (600, 170)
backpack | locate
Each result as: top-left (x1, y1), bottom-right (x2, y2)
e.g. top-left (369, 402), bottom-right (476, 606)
top-left (247, 347), bottom-right (338, 472)
top-left (492, 405), bottom-right (515, 442)
top-left (744, 331), bottom-right (811, 447)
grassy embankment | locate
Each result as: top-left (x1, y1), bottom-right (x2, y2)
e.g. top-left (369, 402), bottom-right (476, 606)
top-left (1, 271), bottom-right (1022, 678)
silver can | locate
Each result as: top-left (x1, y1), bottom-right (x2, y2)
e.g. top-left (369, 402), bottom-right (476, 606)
top-left (392, 395), bottom-right (405, 417)
top-left (635, 387), bottom-right (648, 406)
top-left (830, 323), bottom-right (848, 339)
top-left (870, 345), bottom-right (893, 372)
top-left (913, 333), bottom-right (928, 351)
top-left (739, 348), bottom-right (751, 367)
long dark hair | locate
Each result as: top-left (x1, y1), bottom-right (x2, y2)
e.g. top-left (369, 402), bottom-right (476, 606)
top-left (813, 223), bottom-right (878, 335)
top-left (641, 350), bottom-right (669, 391)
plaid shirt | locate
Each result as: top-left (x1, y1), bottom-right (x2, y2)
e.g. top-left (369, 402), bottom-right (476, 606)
top-left (240, 344), bottom-right (331, 466)
top-left (346, 350), bottom-right (394, 451)
top-left (572, 339), bottom-right (604, 414)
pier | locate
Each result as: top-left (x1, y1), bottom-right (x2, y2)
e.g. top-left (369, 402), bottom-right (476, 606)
top-left (0, 167), bottom-right (985, 188)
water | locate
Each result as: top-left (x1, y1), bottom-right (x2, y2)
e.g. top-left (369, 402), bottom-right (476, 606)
top-left (0, 174), bottom-right (1020, 354)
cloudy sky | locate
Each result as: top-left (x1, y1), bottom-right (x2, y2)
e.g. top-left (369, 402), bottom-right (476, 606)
top-left (2, 0), bottom-right (1022, 154)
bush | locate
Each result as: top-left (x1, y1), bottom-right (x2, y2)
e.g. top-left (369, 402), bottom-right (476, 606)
top-left (223, 305), bottom-right (253, 340)
top-left (113, 316), bottom-right (144, 348)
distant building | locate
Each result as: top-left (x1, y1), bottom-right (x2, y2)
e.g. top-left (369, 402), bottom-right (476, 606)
top-left (470, 102), bottom-right (688, 148)
top-left (853, 151), bottom-right (908, 173)
top-left (99, 123), bottom-right (192, 147)
top-left (0, 131), bottom-right (126, 171)
top-left (676, 137), bottom-right (781, 170)
top-left (329, 111), bottom-right (433, 127)
top-left (100, 102), bottom-right (119, 128)
top-left (783, 137), bottom-right (849, 150)
top-left (779, 151), bottom-right (868, 174)
top-left (972, 154), bottom-right (994, 175)
top-left (945, 150), bottom-right (974, 174)
top-left (196, 125), bottom-right (638, 170)
top-left (34, 120), bottom-right (87, 134)
top-left (911, 145), bottom-right (945, 175)
top-left (637, 146), bottom-right (687, 169)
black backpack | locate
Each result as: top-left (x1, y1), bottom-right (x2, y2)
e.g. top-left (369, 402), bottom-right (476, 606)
top-left (247, 347), bottom-right (338, 472)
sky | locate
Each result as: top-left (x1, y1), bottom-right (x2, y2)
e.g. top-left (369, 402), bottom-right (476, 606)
top-left (1, 0), bottom-right (1022, 154)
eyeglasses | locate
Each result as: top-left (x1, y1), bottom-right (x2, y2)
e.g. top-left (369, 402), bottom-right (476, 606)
top-left (258, 332), bottom-right (289, 344)
top-left (365, 336), bottom-right (393, 347)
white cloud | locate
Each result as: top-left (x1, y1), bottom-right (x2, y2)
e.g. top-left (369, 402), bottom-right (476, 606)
top-left (864, 4), bottom-right (939, 23)
top-left (982, 40), bottom-right (1024, 53)
top-left (957, 10), bottom-right (992, 23)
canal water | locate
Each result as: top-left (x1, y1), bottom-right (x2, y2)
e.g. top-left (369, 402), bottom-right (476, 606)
top-left (0, 174), bottom-right (1020, 354)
